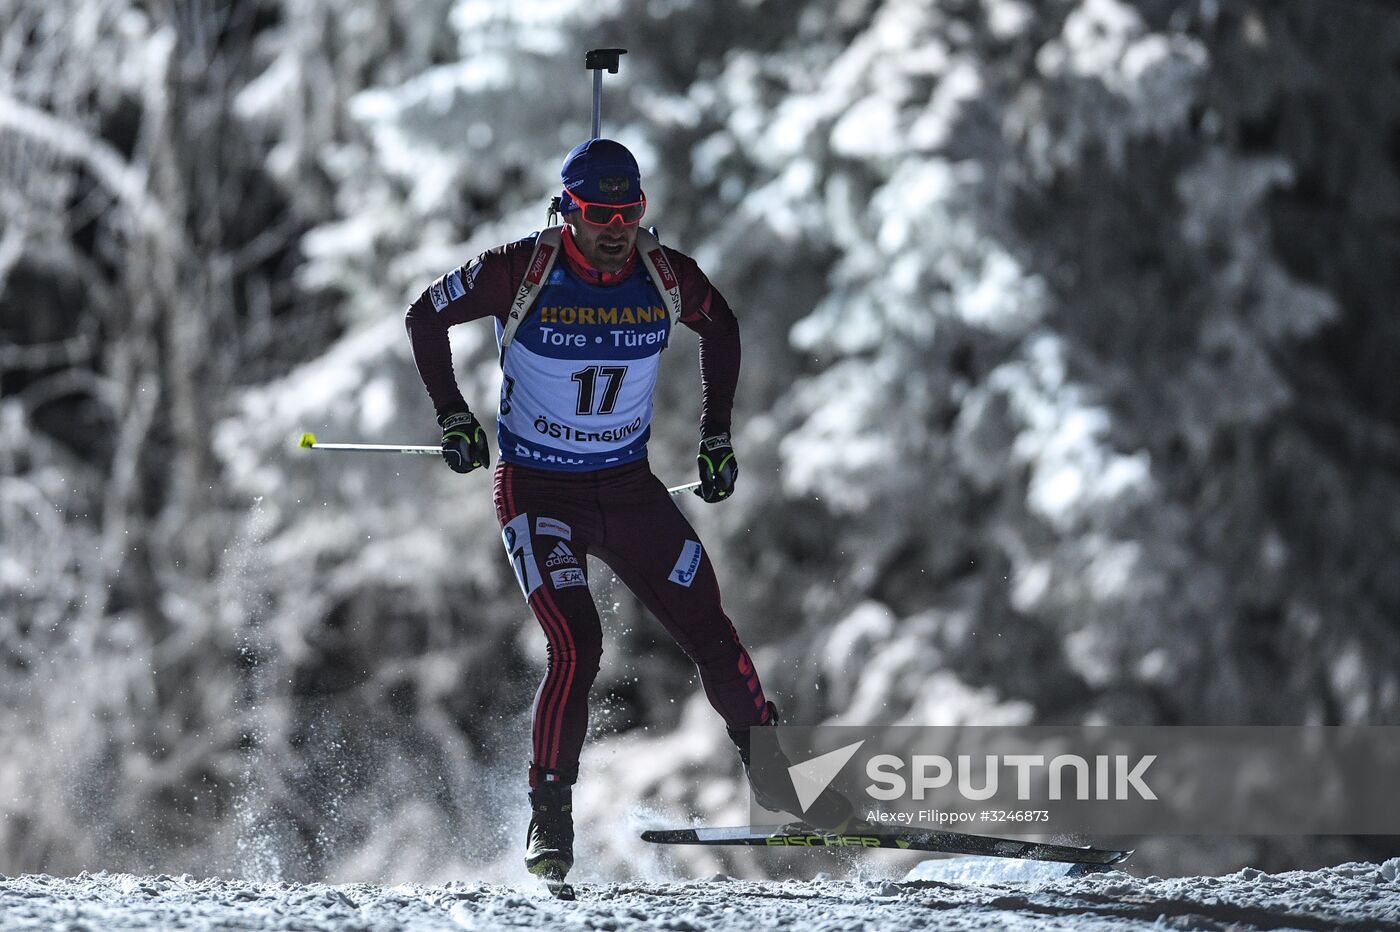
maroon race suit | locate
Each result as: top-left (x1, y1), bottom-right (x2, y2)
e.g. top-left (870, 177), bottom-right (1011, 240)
top-left (406, 227), bottom-right (772, 786)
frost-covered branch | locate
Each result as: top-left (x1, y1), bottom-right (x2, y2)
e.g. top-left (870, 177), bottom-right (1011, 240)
top-left (0, 93), bottom-right (173, 241)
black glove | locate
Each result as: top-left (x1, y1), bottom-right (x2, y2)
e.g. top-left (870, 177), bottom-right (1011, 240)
top-left (696, 431), bottom-right (737, 503)
top-left (439, 409), bottom-right (491, 474)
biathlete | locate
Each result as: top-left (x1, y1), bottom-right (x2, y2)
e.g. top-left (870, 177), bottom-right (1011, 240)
top-left (407, 139), bottom-right (842, 884)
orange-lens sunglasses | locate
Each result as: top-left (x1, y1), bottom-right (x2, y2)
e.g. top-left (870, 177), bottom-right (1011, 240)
top-left (566, 189), bottom-right (646, 226)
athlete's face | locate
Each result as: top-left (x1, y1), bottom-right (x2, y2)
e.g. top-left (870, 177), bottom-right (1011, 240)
top-left (564, 209), bottom-right (640, 274)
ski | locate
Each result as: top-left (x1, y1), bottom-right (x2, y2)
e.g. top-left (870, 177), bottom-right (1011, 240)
top-left (641, 824), bottom-right (1133, 866)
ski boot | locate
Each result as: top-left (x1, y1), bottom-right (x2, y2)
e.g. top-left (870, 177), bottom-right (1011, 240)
top-left (728, 703), bottom-right (864, 834)
top-left (524, 778), bottom-right (575, 899)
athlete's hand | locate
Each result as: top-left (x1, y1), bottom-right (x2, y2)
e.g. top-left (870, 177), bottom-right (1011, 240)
top-left (696, 431), bottom-right (737, 503)
top-left (439, 409), bottom-right (491, 474)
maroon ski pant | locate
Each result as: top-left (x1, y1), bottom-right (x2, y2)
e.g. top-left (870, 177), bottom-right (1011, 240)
top-left (493, 459), bottom-right (772, 786)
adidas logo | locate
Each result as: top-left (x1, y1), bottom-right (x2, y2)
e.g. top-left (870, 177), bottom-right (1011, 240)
top-left (545, 542), bottom-right (579, 568)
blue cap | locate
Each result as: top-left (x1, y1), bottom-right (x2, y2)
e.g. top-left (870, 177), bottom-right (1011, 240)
top-left (560, 138), bottom-right (642, 210)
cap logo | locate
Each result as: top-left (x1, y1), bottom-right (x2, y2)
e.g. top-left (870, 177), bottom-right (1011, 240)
top-left (598, 176), bottom-right (631, 195)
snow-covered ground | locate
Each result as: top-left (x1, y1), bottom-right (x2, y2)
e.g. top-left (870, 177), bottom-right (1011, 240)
top-left (3, 860), bottom-right (1397, 931)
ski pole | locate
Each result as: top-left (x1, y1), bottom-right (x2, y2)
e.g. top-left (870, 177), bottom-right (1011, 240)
top-left (585, 48), bottom-right (626, 139)
top-left (299, 433), bottom-right (438, 455)
top-left (299, 433), bottom-right (701, 497)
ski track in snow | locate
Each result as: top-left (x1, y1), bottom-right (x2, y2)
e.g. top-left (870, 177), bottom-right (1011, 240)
top-left (2, 861), bottom-right (1398, 931)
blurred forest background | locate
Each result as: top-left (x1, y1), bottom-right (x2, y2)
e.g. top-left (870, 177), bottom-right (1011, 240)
top-left (2, 0), bottom-right (1398, 883)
